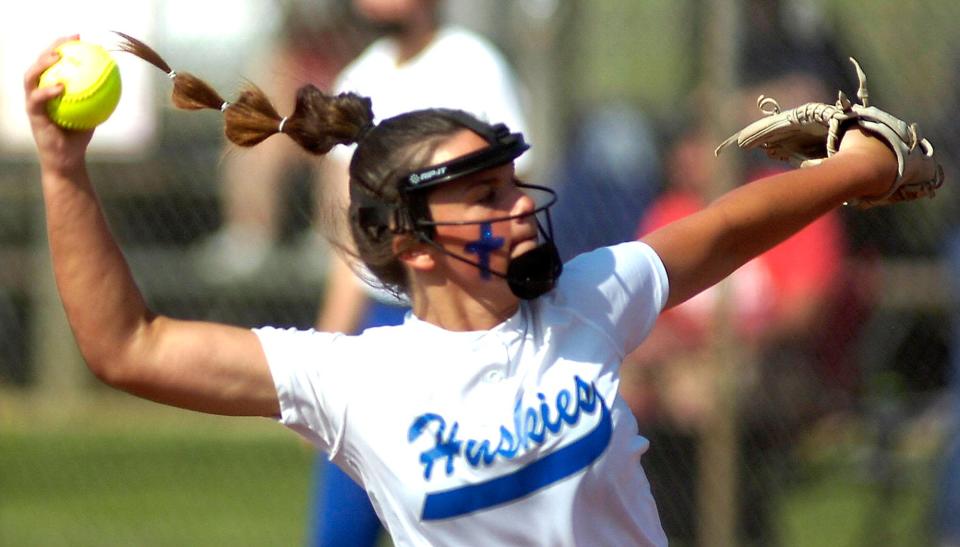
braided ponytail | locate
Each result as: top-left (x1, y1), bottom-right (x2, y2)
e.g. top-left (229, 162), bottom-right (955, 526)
top-left (114, 31), bottom-right (229, 112)
top-left (112, 32), bottom-right (485, 297)
top-left (115, 31), bottom-right (375, 156)
top-left (224, 83), bottom-right (374, 153)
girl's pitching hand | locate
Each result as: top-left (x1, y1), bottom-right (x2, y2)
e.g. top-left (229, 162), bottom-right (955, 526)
top-left (24, 35), bottom-right (95, 176)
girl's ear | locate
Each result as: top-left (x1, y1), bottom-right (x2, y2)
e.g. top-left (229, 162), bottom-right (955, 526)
top-left (395, 236), bottom-right (434, 271)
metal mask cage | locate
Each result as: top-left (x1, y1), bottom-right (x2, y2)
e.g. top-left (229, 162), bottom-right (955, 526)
top-left (408, 182), bottom-right (562, 300)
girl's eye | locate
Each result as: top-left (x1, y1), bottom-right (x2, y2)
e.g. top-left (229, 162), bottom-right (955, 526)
top-left (478, 188), bottom-right (497, 204)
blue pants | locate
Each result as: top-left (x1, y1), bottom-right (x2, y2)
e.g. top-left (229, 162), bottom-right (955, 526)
top-left (309, 300), bottom-right (408, 547)
top-left (937, 230), bottom-right (960, 545)
top-left (937, 415), bottom-right (960, 545)
top-left (311, 461), bottom-right (382, 547)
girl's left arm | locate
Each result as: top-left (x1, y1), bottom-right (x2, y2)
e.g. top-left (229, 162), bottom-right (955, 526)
top-left (642, 128), bottom-right (896, 310)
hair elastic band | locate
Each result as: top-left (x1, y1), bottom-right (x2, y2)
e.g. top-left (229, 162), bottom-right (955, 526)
top-left (220, 102), bottom-right (230, 112)
top-left (167, 70), bottom-right (177, 80)
top-left (278, 116), bottom-right (289, 133)
top-left (356, 121), bottom-right (375, 142)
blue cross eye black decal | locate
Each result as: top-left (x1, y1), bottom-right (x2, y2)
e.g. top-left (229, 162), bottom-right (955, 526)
top-left (464, 223), bottom-right (505, 279)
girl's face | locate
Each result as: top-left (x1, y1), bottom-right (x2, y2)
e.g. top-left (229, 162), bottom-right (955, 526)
top-left (424, 130), bottom-right (539, 291)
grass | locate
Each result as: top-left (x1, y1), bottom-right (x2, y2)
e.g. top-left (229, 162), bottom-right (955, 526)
top-left (776, 409), bottom-right (940, 547)
top-left (0, 391), bottom-right (315, 547)
top-left (0, 390), bottom-right (939, 547)
top-left (778, 457), bottom-right (935, 547)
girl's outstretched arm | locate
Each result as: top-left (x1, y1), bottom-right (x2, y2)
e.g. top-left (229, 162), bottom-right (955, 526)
top-left (642, 128), bottom-right (896, 310)
top-left (25, 37), bottom-right (280, 417)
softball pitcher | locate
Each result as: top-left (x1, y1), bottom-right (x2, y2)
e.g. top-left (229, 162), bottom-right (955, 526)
top-left (24, 34), bottom-right (940, 546)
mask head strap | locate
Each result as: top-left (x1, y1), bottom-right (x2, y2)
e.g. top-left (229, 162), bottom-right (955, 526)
top-left (402, 112), bottom-right (529, 194)
top-left (399, 113), bottom-right (528, 240)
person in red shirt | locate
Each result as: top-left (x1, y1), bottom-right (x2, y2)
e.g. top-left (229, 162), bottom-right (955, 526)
top-left (621, 114), bottom-right (848, 544)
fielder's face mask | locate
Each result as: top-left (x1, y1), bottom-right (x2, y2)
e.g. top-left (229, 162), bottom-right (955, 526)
top-left (355, 113), bottom-right (562, 300)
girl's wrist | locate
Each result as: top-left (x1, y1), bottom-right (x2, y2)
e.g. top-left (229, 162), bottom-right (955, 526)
top-left (41, 157), bottom-right (88, 187)
top-left (39, 149), bottom-right (87, 178)
top-left (832, 129), bottom-right (897, 199)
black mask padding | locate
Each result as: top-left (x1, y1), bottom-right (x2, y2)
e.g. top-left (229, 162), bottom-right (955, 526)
top-left (506, 238), bottom-right (563, 300)
top-left (352, 182), bottom-right (426, 239)
top-left (355, 202), bottom-right (392, 242)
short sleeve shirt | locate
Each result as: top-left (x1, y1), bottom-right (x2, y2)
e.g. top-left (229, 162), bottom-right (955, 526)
top-left (257, 241), bottom-right (670, 546)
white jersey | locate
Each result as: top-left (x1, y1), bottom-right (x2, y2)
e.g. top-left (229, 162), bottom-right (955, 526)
top-left (257, 241), bottom-right (670, 546)
top-left (330, 25), bottom-right (530, 305)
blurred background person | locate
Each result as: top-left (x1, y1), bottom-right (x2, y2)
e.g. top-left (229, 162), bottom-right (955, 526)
top-left (548, 101), bottom-right (661, 262)
top-left (613, 5), bottom-right (871, 541)
top-left (193, 0), bottom-right (368, 282)
top-left (619, 75), bottom-right (854, 543)
top-left (315, 0), bottom-right (530, 332)
top-left (935, 225), bottom-right (960, 547)
top-left (310, 1), bottom-right (531, 546)
top-left (931, 44), bottom-right (960, 547)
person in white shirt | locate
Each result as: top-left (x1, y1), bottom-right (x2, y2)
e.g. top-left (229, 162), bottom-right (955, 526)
top-left (192, 1), bottom-right (368, 283)
top-left (316, 0), bottom-right (529, 338)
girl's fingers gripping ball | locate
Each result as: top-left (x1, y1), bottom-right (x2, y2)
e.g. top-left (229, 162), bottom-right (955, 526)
top-left (37, 41), bottom-right (122, 130)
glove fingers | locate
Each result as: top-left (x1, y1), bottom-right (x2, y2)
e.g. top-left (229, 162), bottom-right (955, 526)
top-left (714, 59), bottom-right (944, 209)
top-left (736, 111), bottom-right (828, 150)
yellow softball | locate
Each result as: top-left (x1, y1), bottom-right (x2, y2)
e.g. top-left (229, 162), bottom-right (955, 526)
top-left (38, 40), bottom-right (122, 130)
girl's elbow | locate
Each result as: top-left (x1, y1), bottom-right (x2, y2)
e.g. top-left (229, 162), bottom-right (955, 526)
top-left (79, 319), bottom-right (158, 389)
top-left (84, 353), bottom-right (134, 389)
top-left (81, 340), bottom-right (144, 390)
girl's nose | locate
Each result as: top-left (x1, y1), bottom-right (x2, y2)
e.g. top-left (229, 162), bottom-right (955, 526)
top-left (510, 188), bottom-right (536, 218)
